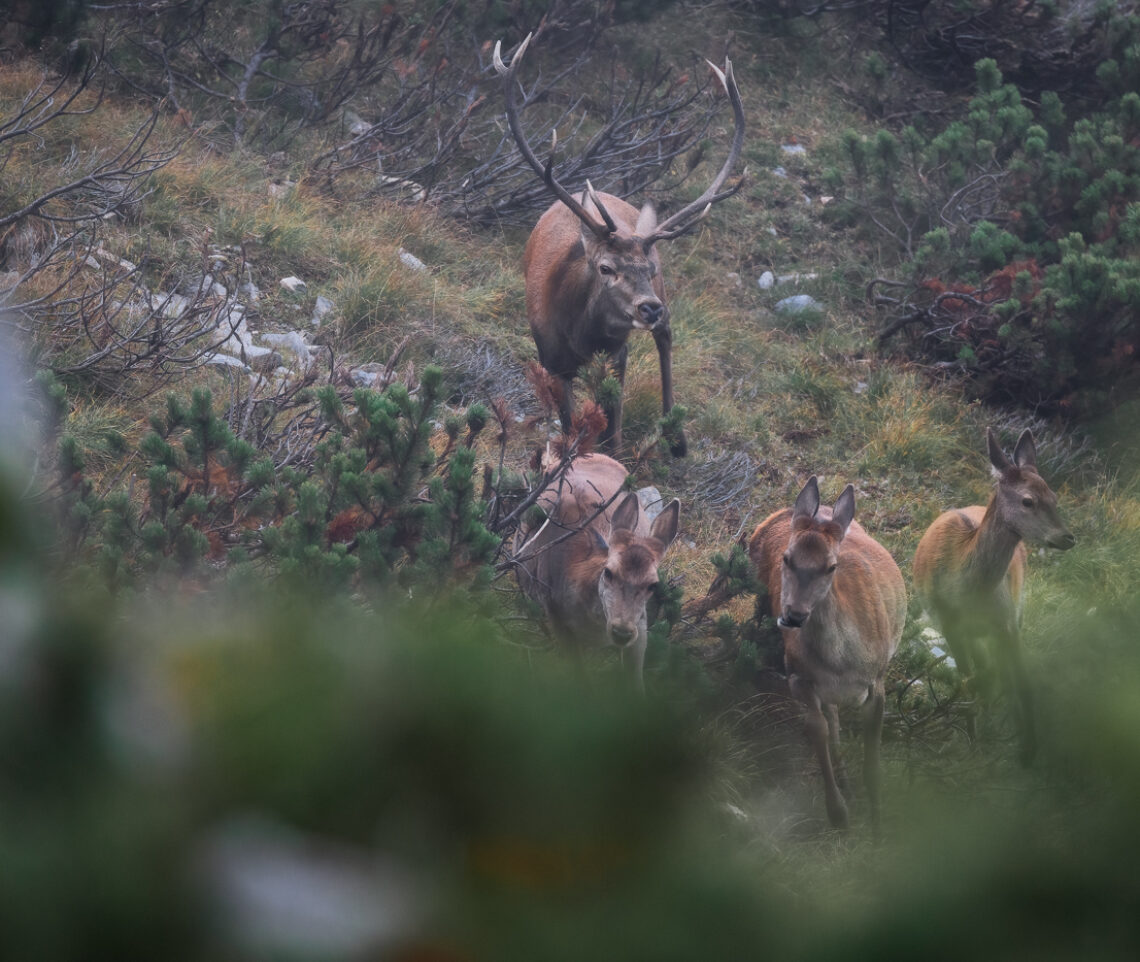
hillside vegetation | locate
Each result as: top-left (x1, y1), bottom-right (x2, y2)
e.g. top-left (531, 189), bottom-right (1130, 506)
top-left (4, 1), bottom-right (1140, 957)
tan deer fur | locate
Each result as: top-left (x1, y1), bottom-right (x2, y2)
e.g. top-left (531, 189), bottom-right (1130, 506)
top-left (515, 453), bottom-right (680, 689)
top-left (912, 428), bottom-right (1075, 763)
top-left (748, 476), bottom-right (906, 832)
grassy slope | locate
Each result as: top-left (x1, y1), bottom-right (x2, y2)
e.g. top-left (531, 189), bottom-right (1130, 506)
top-left (7, 2), bottom-right (1140, 898)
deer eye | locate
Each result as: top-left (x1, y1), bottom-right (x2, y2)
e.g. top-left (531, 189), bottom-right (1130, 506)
top-left (828, 563), bottom-right (838, 574)
top-left (782, 554), bottom-right (793, 569)
top-left (1022, 496), bottom-right (1035, 508)
top-left (602, 568), bottom-right (615, 582)
top-left (598, 263), bottom-right (616, 276)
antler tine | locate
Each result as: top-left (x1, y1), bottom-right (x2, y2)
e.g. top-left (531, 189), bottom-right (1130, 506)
top-left (585, 179), bottom-right (618, 234)
top-left (496, 34), bottom-right (611, 238)
top-left (644, 56), bottom-right (746, 247)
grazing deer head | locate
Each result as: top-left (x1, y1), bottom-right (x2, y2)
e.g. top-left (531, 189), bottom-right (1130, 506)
top-left (494, 34), bottom-right (745, 457)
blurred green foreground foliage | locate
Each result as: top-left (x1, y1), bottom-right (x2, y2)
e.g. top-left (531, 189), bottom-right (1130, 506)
top-left (5, 428), bottom-right (1140, 961)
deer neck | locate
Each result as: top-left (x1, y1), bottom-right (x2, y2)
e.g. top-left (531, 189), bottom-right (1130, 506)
top-left (963, 495), bottom-right (1023, 590)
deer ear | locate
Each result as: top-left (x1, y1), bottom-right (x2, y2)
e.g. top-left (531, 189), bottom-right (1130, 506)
top-left (792, 476), bottom-right (820, 523)
top-left (611, 492), bottom-right (641, 533)
top-left (987, 428), bottom-right (1012, 476)
top-left (1013, 428), bottom-right (1037, 469)
top-left (650, 499), bottom-right (680, 549)
top-left (592, 528), bottom-right (609, 553)
top-left (832, 484), bottom-right (855, 539)
top-left (635, 201), bottom-right (658, 237)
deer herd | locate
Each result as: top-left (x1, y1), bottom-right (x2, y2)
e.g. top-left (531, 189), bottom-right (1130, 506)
top-left (495, 36), bottom-right (1077, 832)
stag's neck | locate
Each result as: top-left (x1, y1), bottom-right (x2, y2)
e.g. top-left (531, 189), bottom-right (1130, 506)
top-left (963, 496), bottom-right (1023, 590)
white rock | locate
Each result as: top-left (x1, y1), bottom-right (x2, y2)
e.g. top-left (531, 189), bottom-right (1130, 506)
top-left (260, 331), bottom-right (313, 359)
top-left (781, 143), bottom-right (807, 155)
top-left (205, 353), bottom-right (249, 370)
top-left (776, 272), bottom-right (818, 285)
top-left (280, 276), bottom-right (307, 293)
top-left (774, 294), bottom-right (822, 315)
top-left (757, 271), bottom-right (775, 290)
top-left (398, 249), bottom-right (427, 272)
top-left (636, 486), bottom-right (665, 523)
top-left (268, 180), bottom-right (295, 200)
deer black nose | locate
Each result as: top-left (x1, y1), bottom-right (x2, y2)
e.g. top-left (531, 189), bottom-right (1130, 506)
top-left (778, 610), bottom-right (807, 629)
top-left (638, 301), bottom-right (664, 326)
top-left (1051, 532), bottom-right (1076, 550)
top-left (610, 626), bottom-right (635, 647)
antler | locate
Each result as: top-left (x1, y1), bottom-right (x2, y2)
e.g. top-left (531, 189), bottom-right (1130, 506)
top-left (641, 58), bottom-right (746, 248)
top-left (494, 35), bottom-right (613, 239)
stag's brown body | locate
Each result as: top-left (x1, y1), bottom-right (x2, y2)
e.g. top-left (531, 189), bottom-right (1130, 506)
top-left (524, 192), bottom-right (671, 452)
top-left (495, 34), bottom-right (744, 457)
top-left (514, 453), bottom-right (679, 689)
top-left (913, 428), bottom-right (1075, 762)
top-left (749, 477), bottom-right (905, 831)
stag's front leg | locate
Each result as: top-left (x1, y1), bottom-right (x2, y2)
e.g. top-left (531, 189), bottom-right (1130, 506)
top-left (652, 323), bottom-right (687, 457)
top-left (554, 372), bottom-right (576, 439)
top-left (599, 345), bottom-right (628, 455)
top-left (790, 674), bottom-right (848, 830)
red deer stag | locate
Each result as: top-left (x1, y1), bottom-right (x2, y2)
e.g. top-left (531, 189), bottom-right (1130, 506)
top-left (494, 35), bottom-right (745, 457)
top-left (514, 453), bottom-right (680, 690)
top-left (912, 428), bottom-right (1075, 763)
top-left (748, 477), bottom-right (906, 832)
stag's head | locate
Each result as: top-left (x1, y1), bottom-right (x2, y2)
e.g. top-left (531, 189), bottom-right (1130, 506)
top-left (777, 477), bottom-right (854, 630)
top-left (594, 492), bottom-right (680, 648)
top-left (988, 428), bottom-right (1075, 551)
top-left (576, 188), bottom-right (666, 337)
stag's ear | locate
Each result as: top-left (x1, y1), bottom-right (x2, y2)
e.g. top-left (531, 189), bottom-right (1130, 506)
top-left (650, 499), bottom-right (680, 549)
top-left (1013, 428), bottom-right (1037, 469)
top-left (792, 476), bottom-right (820, 523)
top-left (831, 484), bottom-right (856, 539)
top-left (611, 492), bottom-right (641, 534)
top-left (987, 427), bottom-right (1013, 477)
top-left (635, 202), bottom-right (658, 238)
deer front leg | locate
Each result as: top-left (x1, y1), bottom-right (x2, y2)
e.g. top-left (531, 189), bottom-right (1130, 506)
top-left (994, 625), bottom-right (1037, 765)
top-left (863, 681), bottom-right (886, 838)
top-left (825, 703), bottom-right (849, 791)
top-left (790, 674), bottom-right (848, 830)
top-left (594, 345), bottom-right (628, 455)
top-left (652, 323), bottom-right (687, 457)
top-left (554, 372), bottom-right (576, 438)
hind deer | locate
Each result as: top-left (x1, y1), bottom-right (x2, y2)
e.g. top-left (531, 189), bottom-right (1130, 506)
top-left (912, 428), bottom-right (1075, 763)
top-left (494, 35), bottom-right (745, 457)
top-left (514, 453), bottom-right (680, 690)
top-left (748, 477), bottom-right (906, 832)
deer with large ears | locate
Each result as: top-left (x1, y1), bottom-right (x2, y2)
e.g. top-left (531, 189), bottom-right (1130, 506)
top-left (748, 477), bottom-right (906, 833)
top-left (494, 34), bottom-right (745, 457)
top-left (913, 428), bottom-right (1075, 763)
top-left (514, 453), bottom-right (680, 690)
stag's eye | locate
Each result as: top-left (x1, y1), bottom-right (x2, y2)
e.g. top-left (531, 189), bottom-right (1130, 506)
top-left (828, 563), bottom-right (839, 574)
top-left (598, 263), bottom-right (616, 276)
top-left (1022, 496), bottom-right (1035, 508)
top-left (602, 568), bottom-right (615, 582)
